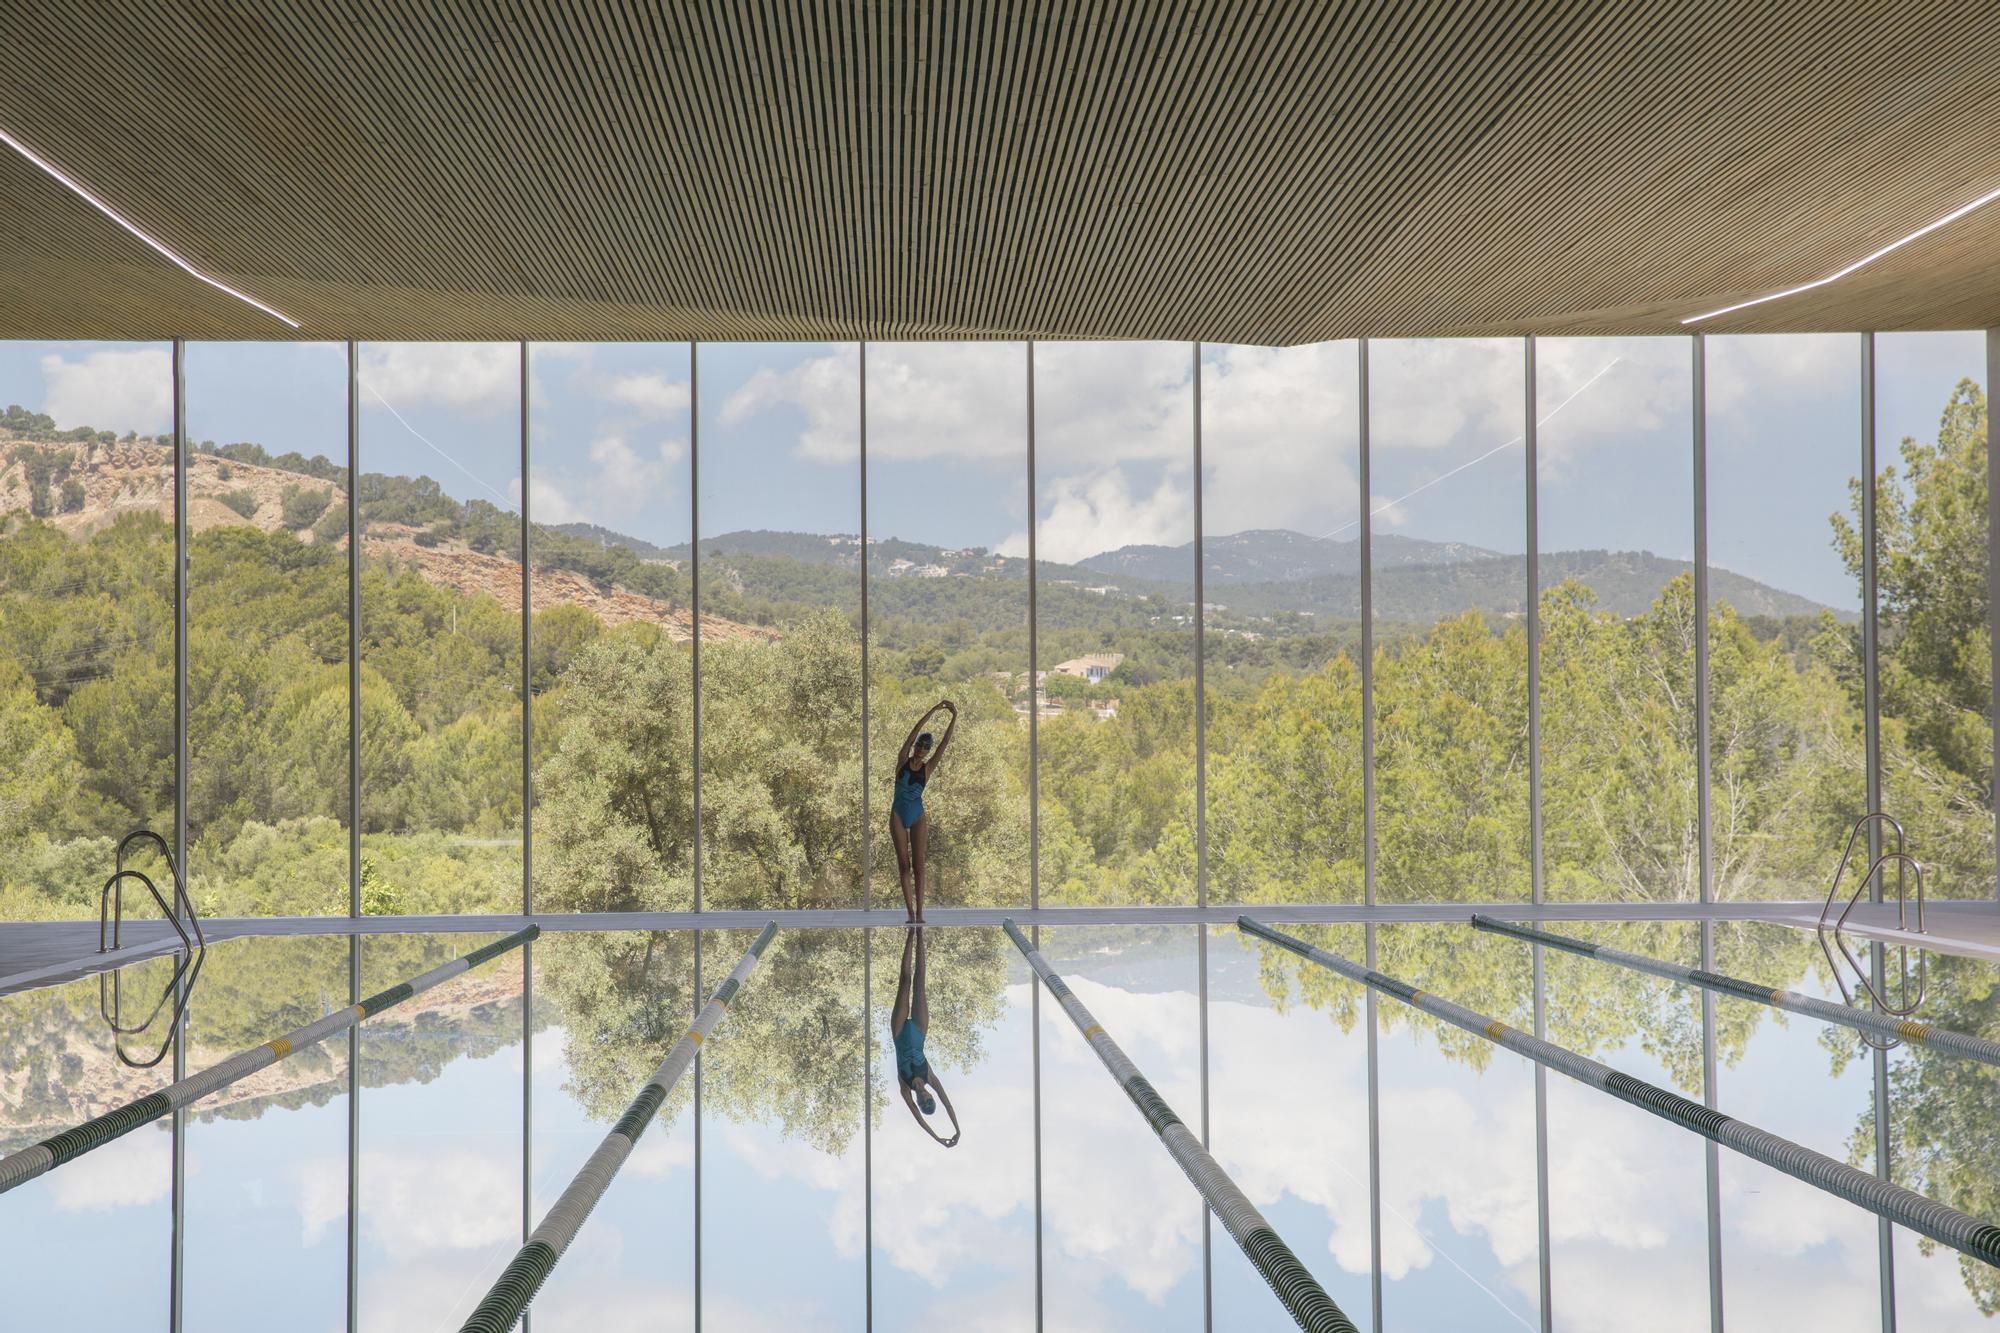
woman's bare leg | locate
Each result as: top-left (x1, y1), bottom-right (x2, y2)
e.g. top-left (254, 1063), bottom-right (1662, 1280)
top-left (912, 926), bottom-right (929, 1031)
top-left (892, 926), bottom-right (916, 1031)
top-left (911, 814), bottom-right (930, 922)
top-left (890, 814), bottom-right (916, 921)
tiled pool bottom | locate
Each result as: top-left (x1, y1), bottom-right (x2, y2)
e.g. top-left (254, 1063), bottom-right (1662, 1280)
top-left (3, 922), bottom-right (1995, 1332)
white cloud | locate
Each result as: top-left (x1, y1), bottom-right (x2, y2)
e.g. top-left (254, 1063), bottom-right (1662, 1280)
top-left (38, 347), bottom-right (172, 435)
top-left (1368, 339), bottom-right (1524, 456)
top-left (1200, 342), bottom-right (1363, 538)
top-left (1034, 341), bottom-right (1195, 465)
top-left (1012, 466), bottom-right (1193, 564)
top-left (606, 371), bottom-right (691, 419)
top-left (1531, 338), bottom-right (1687, 479)
top-left (45, 1128), bottom-right (175, 1211)
top-left (515, 470), bottom-right (583, 525)
top-left (1705, 332), bottom-right (1857, 427)
top-left (716, 343), bottom-right (1030, 469)
top-left (718, 349), bottom-right (861, 465)
top-left (359, 342), bottom-right (517, 412)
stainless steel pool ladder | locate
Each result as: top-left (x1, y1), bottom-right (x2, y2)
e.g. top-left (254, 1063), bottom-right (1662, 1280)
top-left (1816, 813), bottom-right (1925, 1049)
top-left (98, 829), bottom-right (205, 1069)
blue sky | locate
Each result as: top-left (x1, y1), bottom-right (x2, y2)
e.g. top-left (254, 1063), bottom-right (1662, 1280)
top-left (0, 333), bottom-right (1984, 604)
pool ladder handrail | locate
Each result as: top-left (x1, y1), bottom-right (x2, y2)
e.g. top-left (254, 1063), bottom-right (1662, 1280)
top-left (1816, 812), bottom-right (1925, 1049)
top-left (98, 830), bottom-right (205, 1069)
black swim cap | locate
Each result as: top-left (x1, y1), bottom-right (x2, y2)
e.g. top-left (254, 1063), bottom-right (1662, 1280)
top-left (916, 732), bottom-right (934, 747)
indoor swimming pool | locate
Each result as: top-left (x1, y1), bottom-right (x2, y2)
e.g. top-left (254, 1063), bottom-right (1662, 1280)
top-left (3, 918), bottom-right (1995, 1331)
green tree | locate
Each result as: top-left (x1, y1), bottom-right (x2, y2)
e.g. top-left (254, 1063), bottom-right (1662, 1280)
top-left (279, 484), bottom-right (333, 530)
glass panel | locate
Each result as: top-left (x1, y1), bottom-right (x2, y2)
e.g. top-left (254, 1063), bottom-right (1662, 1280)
top-left (699, 926), bottom-right (866, 1329)
top-left (1872, 332), bottom-right (1991, 900)
top-left (865, 343), bottom-right (1031, 913)
top-left (1368, 339), bottom-right (1530, 902)
top-left (1200, 342), bottom-right (1365, 906)
top-left (695, 344), bottom-right (864, 910)
top-left (1886, 949), bottom-right (2000, 1329)
top-left (0, 340), bottom-right (175, 920)
top-left (1373, 921), bottom-right (1540, 1328)
top-left (184, 342), bottom-right (350, 916)
top-left (1536, 337), bottom-right (1697, 902)
top-left (356, 343), bottom-right (523, 914)
top-left (1033, 343), bottom-right (1197, 906)
top-left (532, 930), bottom-right (696, 1323)
top-left (183, 936), bottom-right (351, 1326)
top-left (1711, 921), bottom-right (1880, 1328)
top-left (870, 925), bottom-right (1036, 1326)
top-left (1212, 923), bottom-right (1373, 1323)
top-left (356, 933), bottom-right (526, 1328)
top-left (1705, 334), bottom-right (1865, 899)
top-left (527, 344), bottom-right (694, 913)
top-left (0, 957), bottom-right (177, 1325)
top-left (1037, 925), bottom-right (1204, 1328)
top-left (1541, 921), bottom-right (1708, 1329)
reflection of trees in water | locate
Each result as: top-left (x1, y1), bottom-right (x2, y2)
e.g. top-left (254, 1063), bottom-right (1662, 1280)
top-left (1836, 949), bottom-right (2000, 1312)
top-left (1250, 922), bottom-right (1842, 1095)
top-left (0, 935), bottom-right (530, 1152)
top-left (538, 927), bottom-right (1007, 1156)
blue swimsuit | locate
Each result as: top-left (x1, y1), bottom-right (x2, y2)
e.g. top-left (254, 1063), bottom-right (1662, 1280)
top-left (893, 764), bottom-right (927, 828)
top-left (894, 1019), bottom-right (930, 1083)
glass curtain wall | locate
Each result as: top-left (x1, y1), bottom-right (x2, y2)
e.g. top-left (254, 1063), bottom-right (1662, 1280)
top-left (1705, 335), bottom-right (1866, 900)
top-left (1, 334), bottom-right (1992, 921)
top-left (1032, 342), bottom-right (1198, 907)
top-left (863, 343), bottom-right (1031, 912)
top-left (526, 343), bottom-right (695, 915)
top-left (183, 342), bottom-right (351, 917)
top-left (1872, 332), bottom-right (1991, 900)
top-left (1537, 338), bottom-right (1697, 903)
top-left (0, 340), bottom-right (177, 920)
top-left (355, 342), bottom-right (525, 915)
top-left (1368, 339), bottom-right (1531, 903)
top-left (1200, 341), bottom-right (1365, 906)
top-left (695, 344), bottom-right (865, 911)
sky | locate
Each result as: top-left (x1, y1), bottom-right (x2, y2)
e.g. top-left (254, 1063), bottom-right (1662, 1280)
top-left (0, 331), bottom-right (1983, 605)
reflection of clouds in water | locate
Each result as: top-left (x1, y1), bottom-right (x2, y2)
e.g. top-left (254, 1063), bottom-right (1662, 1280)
top-left (719, 1120), bottom-right (866, 1262)
top-left (44, 1127), bottom-right (176, 1211)
top-left (625, 1130), bottom-right (692, 1179)
top-left (1040, 976), bottom-right (1204, 1305)
top-left (298, 1149), bottom-right (518, 1253)
top-left (873, 988), bottom-right (1034, 1287)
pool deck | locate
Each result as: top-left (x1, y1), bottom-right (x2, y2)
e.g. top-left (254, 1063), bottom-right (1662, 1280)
top-left (6, 898), bottom-right (1998, 997)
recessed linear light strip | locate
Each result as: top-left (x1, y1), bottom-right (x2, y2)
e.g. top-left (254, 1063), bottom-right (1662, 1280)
top-left (0, 127), bottom-right (299, 328)
top-left (1683, 182), bottom-right (2000, 325)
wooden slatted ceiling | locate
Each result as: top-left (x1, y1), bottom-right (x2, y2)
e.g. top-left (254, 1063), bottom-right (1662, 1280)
top-left (1, 0), bottom-right (1997, 343)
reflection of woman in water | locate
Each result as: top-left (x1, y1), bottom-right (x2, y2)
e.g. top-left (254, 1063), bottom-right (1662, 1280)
top-left (891, 927), bottom-right (959, 1147)
top-left (890, 700), bottom-right (956, 923)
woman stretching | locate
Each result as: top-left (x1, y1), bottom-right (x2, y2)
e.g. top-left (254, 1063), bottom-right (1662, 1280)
top-left (891, 926), bottom-right (959, 1147)
top-left (891, 699), bottom-right (955, 923)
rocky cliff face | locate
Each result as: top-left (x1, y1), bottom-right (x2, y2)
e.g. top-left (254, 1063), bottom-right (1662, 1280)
top-left (0, 432), bottom-right (773, 643)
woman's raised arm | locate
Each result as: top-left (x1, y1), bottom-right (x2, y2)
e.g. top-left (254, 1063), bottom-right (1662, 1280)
top-left (924, 700), bottom-right (959, 769)
top-left (897, 701), bottom-right (946, 773)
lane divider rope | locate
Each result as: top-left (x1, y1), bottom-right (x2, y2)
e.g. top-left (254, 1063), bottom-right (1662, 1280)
top-left (1469, 914), bottom-right (2000, 1069)
top-left (459, 922), bottom-right (779, 1333)
top-left (1239, 916), bottom-right (2000, 1271)
top-left (0, 925), bottom-right (539, 1197)
top-left (1003, 919), bottom-right (1358, 1333)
